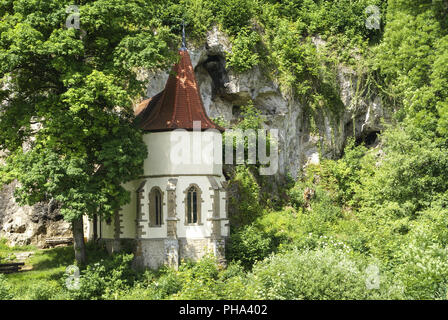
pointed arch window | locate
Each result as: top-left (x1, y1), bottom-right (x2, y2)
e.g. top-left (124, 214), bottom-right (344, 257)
top-left (185, 185), bottom-right (202, 225)
top-left (187, 186), bottom-right (198, 224)
top-left (149, 187), bottom-right (163, 227)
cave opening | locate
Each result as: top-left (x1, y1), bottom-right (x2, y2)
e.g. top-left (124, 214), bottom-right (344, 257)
top-left (232, 105), bottom-right (241, 116)
top-left (201, 54), bottom-right (228, 97)
top-left (356, 130), bottom-right (380, 147)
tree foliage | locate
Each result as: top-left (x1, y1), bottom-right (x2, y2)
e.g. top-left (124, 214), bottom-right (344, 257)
top-left (0, 0), bottom-right (177, 222)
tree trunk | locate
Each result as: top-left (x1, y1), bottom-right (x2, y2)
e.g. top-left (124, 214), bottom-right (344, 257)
top-left (93, 214), bottom-right (98, 241)
top-left (72, 216), bottom-right (87, 265)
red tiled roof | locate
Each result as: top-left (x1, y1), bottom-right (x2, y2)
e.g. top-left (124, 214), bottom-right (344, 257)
top-left (135, 49), bottom-right (224, 132)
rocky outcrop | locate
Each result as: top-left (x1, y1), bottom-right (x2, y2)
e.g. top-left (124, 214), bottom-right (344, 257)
top-left (0, 181), bottom-right (71, 247)
top-left (142, 27), bottom-right (389, 179)
top-left (0, 27), bottom-right (388, 246)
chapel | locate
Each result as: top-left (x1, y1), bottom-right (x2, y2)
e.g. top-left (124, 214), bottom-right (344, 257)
top-left (85, 29), bottom-right (229, 269)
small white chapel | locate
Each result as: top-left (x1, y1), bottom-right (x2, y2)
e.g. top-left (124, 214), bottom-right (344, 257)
top-left (84, 30), bottom-right (229, 270)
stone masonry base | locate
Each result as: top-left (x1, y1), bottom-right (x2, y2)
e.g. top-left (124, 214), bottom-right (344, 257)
top-left (99, 237), bottom-right (227, 270)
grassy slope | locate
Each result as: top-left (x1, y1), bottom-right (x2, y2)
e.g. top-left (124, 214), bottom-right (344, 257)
top-left (1, 240), bottom-right (109, 299)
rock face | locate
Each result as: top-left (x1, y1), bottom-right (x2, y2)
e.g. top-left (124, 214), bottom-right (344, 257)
top-left (0, 181), bottom-right (72, 247)
top-left (0, 28), bottom-right (388, 246)
top-left (143, 27), bottom-right (389, 179)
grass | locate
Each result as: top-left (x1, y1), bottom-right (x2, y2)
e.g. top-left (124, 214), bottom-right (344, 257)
top-left (0, 238), bottom-right (36, 252)
top-left (0, 238), bottom-right (37, 262)
top-left (1, 239), bottom-right (110, 299)
top-left (0, 239), bottom-right (36, 263)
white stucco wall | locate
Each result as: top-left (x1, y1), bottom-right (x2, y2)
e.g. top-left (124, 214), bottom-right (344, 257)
top-left (83, 215), bottom-right (92, 240)
top-left (89, 175), bottom-right (228, 241)
top-left (143, 130), bottom-right (223, 176)
top-left (140, 177), bottom-right (167, 239)
top-left (85, 180), bottom-right (139, 241)
top-left (100, 219), bottom-right (115, 239)
top-left (138, 175), bottom-right (228, 239)
top-left (84, 213), bottom-right (115, 240)
top-left (119, 180), bottom-right (139, 239)
top-left (87, 129), bottom-right (229, 243)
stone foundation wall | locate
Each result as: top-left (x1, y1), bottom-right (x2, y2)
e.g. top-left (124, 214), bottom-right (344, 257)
top-left (133, 238), bottom-right (166, 270)
top-left (99, 238), bottom-right (136, 255)
top-left (178, 238), bottom-right (213, 261)
top-left (0, 181), bottom-right (72, 247)
top-left (103, 237), bottom-right (228, 270)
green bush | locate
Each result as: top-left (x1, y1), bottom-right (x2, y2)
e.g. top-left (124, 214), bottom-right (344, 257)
top-left (356, 126), bottom-right (448, 219)
top-left (117, 267), bottom-right (182, 300)
top-left (154, 267), bottom-right (183, 298)
top-left (25, 281), bottom-right (62, 300)
top-left (117, 284), bottom-right (158, 300)
top-left (248, 247), bottom-right (404, 300)
top-left (227, 165), bottom-right (262, 227)
top-left (66, 253), bottom-right (136, 300)
top-left (0, 274), bottom-right (13, 300)
top-left (393, 240), bottom-right (448, 300)
top-left (217, 0), bottom-right (255, 35)
top-left (173, 255), bottom-right (222, 299)
top-left (319, 139), bottom-right (370, 206)
top-left (227, 225), bottom-right (274, 269)
top-left (227, 27), bottom-right (260, 72)
top-left (390, 202), bottom-right (448, 300)
top-left (180, 0), bottom-right (215, 40)
top-left (255, 208), bottom-right (301, 245)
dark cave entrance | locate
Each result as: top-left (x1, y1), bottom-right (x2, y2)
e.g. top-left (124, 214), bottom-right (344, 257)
top-left (356, 130), bottom-right (380, 147)
top-left (201, 54), bottom-right (228, 97)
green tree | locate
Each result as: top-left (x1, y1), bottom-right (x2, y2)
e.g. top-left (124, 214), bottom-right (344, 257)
top-left (0, 0), bottom-right (176, 264)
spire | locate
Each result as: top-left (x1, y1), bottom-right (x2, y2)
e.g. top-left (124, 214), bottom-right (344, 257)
top-left (181, 20), bottom-right (187, 50)
top-left (134, 19), bottom-right (224, 133)
top-left (134, 48), bottom-right (224, 133)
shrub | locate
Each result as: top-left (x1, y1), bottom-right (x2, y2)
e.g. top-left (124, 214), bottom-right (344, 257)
top-left (248, 247), bottom-right (404, 300)
top-left (394, 241), bottom-right (448, 300)
top-left (356, 126), bottom-right (448, 219)
top-left (227, 225), bottom-right (274, 269)
top-left (393, 215), bottom-right (448, 300)
top-left (154, 267), bottom-right (183, 298)
top-left (173, 255), bottom-right (222, 299)
top-left (227, 165), bottom-right (262, 227)
top-left (0, 274), bottom-right (13, 300)
top-left (25, 281), bottom-right (62, 300)
top-left (117, 283), bottom-right (158, 300)
top-left (217, 261), bottom-right (251, 299)
top-left (254, 208), bottom-right (304, 249)
top-left (227, 27), bottom-right (260, 72)
top-left (319, 139), bottom-right (370, 206)
top-left (181, 0), bottom-right (215, 40)
top-left (217, 0), bottom-right (255, 35)
top-left (66, 253), bottom-right (136, 300)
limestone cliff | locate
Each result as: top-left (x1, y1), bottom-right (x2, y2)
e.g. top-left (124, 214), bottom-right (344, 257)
top-left (0, 152), bottom-right (71, 247)
top-left (0, 28), bottom-right (388, 245)
top-left (144, 27), bottom-right (388, 179)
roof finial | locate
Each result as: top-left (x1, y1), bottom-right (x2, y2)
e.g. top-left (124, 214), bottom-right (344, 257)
top-left (181, 20), bottom-right (187, 50)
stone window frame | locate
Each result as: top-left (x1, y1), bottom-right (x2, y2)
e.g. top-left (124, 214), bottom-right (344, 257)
top-left (136, 180), bottom-right (147, 238)
top-left (136, 180), bottom-right (147, 221)
top-left (183, 183), bottom-right (204, 226)
top-left (148, 186), bottom-right (165, 228)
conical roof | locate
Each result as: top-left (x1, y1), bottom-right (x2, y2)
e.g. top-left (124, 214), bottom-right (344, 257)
top-left (135, 49), bottom-right (224, 132)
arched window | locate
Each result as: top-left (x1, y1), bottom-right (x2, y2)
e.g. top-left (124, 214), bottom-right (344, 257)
top-left (185, 185), bottom-right (202, 225)
top-left (149, 187), bottom-right (163, 227)
top-left (187, 186), bottom-right (197, 224)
